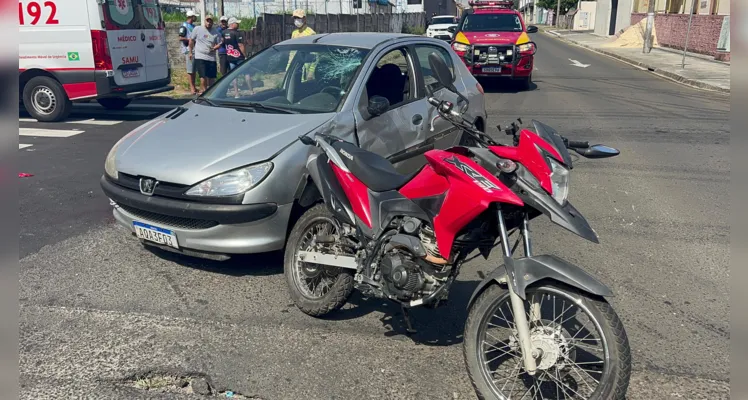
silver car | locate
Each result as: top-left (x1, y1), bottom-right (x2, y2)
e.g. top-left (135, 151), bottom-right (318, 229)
top-left (100, 32), bottom-right (487, 259)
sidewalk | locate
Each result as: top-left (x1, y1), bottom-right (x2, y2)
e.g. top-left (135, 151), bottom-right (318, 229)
top-left (543, 29), bottom-right (730, 93)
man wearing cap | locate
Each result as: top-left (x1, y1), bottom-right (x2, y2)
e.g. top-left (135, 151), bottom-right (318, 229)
top-left (287, 9), bottom-right (316, 81)
top-left (189, 14), bottom-right (223, 94)
top-left (179, 10), bottom-right (198, 95)
top-left (217, 16), bottom-right (229, 76)
top-left (223, 17), bottom-right (251, 97)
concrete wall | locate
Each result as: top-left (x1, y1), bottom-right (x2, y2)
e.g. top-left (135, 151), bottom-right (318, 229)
top-left (630, 12), bottom-right (729, 59)
top-left (594, 0), bottom-right (633, 36)
top-left (574, 1), bottom-right (597, 30)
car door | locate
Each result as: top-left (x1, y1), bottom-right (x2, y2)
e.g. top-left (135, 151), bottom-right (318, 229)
top-left (353, 45), bottom-right (431, 175)
top-left (411, 43), bottom-right (463, 154)
top-left (103, 0), bottom-right (147, 85)
top-left (140, 0), bottom-right (169, 81)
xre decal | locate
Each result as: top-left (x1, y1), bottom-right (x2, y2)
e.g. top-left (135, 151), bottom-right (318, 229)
top-left (444, 155), bottom-right (501, 193)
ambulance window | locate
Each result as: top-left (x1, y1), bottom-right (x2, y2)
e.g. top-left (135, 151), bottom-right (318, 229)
top-left (107, 0), bottom-right (136, 27)
top-left (142, 0), bottom-right (162, 28)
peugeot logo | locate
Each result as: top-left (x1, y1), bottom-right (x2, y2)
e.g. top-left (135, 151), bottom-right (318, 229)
top-left (141, 32), bottom-right (146, 41)
top-left (139, 177), bottom-right (158, 196)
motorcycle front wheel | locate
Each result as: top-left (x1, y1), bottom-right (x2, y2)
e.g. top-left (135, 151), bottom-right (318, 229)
top-left (284, 204), bottom-right (354, 317)
top-left (463, 283), bottom-right (631, 400)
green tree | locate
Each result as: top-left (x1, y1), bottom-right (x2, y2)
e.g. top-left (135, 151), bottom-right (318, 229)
top-left (536, 0), bottom-right (579, 14)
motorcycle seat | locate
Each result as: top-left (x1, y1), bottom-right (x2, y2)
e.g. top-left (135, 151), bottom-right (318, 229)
top-left (331, 140), bottom-right (413, 192)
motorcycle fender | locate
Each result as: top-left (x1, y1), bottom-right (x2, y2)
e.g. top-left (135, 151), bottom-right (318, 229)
top-left (305, 153), bottom-right (356, 226)
top-left (466, 254), bottom-right (613, 310)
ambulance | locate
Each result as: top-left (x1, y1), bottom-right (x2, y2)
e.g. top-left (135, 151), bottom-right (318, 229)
top-left (19, 0), bottom-right (173, 122)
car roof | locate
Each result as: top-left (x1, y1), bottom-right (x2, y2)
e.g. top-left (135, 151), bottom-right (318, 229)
top-left (277, 32), bottom-right (417, 49)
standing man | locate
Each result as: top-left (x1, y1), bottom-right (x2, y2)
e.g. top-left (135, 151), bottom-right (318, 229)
top-left (178, 10), bottom-right (198, 95)
top-left (223, 17), bottom-right (251, 97)
top-left (217, 16), bottom-right (229, 77)
top-left (291, 9), bottom-right (315, 39)
top-left (189, 15), bottom-right (223, 94)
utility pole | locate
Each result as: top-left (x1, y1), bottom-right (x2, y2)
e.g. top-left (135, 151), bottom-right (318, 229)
top-left (681, 0), bottom-right (695, 68)
top-left (555, 0), bottom-right (561, 27)
top-left (643, 0), bottom-right (655, 53)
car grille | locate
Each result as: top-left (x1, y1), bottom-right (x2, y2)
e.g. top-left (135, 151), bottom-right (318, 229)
top-left (117, 204), bottom-right (219, 230)
top-left (471, 44), bottom-right (515, 64)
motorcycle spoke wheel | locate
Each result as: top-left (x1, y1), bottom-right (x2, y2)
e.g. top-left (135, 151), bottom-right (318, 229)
top-left (477, 287), bottom-right (610, 399)
top-left (293, 218), bottom-right (343, 300)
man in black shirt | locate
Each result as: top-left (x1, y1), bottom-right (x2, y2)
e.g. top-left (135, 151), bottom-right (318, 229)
top-left (223, 17), bottom-right (252, 97)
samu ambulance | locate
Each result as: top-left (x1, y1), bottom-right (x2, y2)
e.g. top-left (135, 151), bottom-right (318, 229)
top-left (19, 0), bottom-right (173, 122)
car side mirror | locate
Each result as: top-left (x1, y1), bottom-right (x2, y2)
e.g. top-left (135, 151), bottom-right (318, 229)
top-left (367, 95), bottom-right (390, 117)
top-left (526, 25), bottom-right (539, 33)
top-left (447, 26), bottom-right (457, 33)
top-left (427, 52), bottom-right (456, 93)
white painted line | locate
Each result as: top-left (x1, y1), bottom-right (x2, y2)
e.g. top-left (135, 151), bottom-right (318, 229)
top-left (19, 128), bottom-right (84, 138)
top-left (19, 144), bottom-right (32, 149)
top-left (20, 117), bottom-right (123, 125)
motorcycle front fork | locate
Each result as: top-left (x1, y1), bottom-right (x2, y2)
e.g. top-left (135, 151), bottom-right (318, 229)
top-left (497, 210), bottom-right (540, 375)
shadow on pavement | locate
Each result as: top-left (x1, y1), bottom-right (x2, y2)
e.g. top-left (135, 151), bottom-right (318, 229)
top-left (144, 245), bottom-right (284, 277)
top-left (479, 77), bottom-right (539, 94)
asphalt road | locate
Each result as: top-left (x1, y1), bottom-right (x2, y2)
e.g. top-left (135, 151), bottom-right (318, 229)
top-left (19, 32), bottom-right (730, 399)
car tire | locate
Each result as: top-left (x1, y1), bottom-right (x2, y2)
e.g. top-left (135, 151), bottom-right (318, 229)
top-left (518, 74), bottom-right (532, 91)
top-left (22, 76), bottom-right (72, 122)
top-left (97, 98), bottom-right (132, 110)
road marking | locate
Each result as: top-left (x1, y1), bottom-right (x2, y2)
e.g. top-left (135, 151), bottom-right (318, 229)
top-left (19, 128), bottom-right (85, 138)
top-left (569, 58), bottom-right (591, 68)
top-left (19, 144), bottom-right (32, 149)
top-left (20, 117), bottom-right (123, 125)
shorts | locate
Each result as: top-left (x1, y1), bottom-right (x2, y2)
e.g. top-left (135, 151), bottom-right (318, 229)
top-left (228, 58), bottom-right (243, 71)
top-left (185, 53), bottom-right (194, 74)
top-left (218, 53), bottom-right (228, 75)
top-left (194, 59), bottom-right (217, 79)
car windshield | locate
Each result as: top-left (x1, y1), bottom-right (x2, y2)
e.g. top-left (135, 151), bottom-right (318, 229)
top-left (432, 17), bottom-right (456, 25)
top-left (462, 14), bottom-right (523, 32)
top-left (202, 44), bottom-right (370, 114)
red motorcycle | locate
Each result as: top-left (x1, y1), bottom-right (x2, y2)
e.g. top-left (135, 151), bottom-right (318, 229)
top-left (284, 52), bottom-right (631, 399)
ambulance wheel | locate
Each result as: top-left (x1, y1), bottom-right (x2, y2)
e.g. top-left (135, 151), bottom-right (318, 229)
top-left (98, 98), bottom-right (131, 110)
top-left (22, 76), bottom-right (72, 122)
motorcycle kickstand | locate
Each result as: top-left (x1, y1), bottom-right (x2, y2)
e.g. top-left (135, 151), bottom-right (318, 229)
top-left (401, 305), bottom-right (417, 335)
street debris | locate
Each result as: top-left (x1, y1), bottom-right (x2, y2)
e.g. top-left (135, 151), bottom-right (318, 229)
top-left (125, 371), bottom-right (256, 399)
top-left (19, 173), bottom-right (33, 178)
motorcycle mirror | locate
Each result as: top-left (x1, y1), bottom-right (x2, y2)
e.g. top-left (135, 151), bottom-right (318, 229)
top-left (428, 52), bottom-right (457, 93)
top-left (299, 135), bottom-right (315, 146)
top-left (577, 144), bottom-right (620, 159)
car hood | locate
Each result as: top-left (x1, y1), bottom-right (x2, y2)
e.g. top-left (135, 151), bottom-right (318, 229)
top-left (460, 31), bottom-right (523, 45)
top-left (428, 23), bottom-right (456, 30)
top-left (114, 102), bottom-right (335, 185)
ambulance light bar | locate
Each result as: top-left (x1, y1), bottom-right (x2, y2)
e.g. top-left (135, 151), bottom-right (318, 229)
top-left (468, 0), bottom-right (514, 8)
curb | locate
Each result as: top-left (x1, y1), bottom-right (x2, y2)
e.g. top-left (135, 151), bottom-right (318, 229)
top-left (544, 32), bottom-right (730, 94)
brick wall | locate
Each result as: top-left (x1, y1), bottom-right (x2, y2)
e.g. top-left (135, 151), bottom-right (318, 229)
top-left (166, 12), bottom-right (426, 69)
top-left (630, 13), bottom-right (729, 60)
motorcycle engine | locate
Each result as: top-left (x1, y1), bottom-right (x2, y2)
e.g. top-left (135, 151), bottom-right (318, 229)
top-left (380, 251), bottom-right (427, 300)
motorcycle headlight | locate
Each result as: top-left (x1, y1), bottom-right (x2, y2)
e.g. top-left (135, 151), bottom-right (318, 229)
top-left (452, 42), bottom-right (470, 52)
top-left (104, 139), bottom-right (122, 179)
top-left (186, 162), bottom-right (273, 197)
top-left (548, 158), bottom-right (569, 205)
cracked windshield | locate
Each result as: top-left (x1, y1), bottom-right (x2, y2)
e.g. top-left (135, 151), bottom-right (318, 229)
top-left (204, 44), bottom-right (369, 113)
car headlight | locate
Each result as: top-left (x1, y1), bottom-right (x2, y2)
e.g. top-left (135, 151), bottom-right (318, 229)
top-left (452, 42), bottom-right (470, 52)
top-left (104, 139), bottom-right (122, 179)
top-left (518, 43), bottom-right (535, 53)
top-left (186, 162), bottom-right (272, 197)
top-left (548, 158), bottom-right (569, 205)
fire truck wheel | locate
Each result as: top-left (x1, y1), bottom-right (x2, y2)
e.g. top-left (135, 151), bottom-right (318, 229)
top-left (22, 76), bottom-right (72, 122)
top-left (97, 98), bottom-right (132, 110)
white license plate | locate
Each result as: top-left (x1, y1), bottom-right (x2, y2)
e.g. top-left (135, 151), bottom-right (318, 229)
top-left (122, 68), bottom-right (140, 78)
top-left (133, 221), bottom-right (179, 249)
top-left (481, 67), bottom-right (502, 73)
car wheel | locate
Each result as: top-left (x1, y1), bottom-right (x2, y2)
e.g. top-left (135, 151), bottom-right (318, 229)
top-left (97, 98), bottom-right (132, 110)
top-left (22, 76), bottom-right (72, 122)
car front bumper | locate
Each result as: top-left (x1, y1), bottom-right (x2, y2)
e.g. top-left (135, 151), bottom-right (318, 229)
top-left (101, 175), bottom-right (292, 258)
top-left (426, 31), bottom-right (453, 40)
top-left (454, 44), bottom-right (534, 79)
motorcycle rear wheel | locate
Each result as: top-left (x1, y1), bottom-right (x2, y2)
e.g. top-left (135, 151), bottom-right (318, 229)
top-left (463, 283), bottom-right (631, 400)
top-left (284, 204), bottom-right (354, 317)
